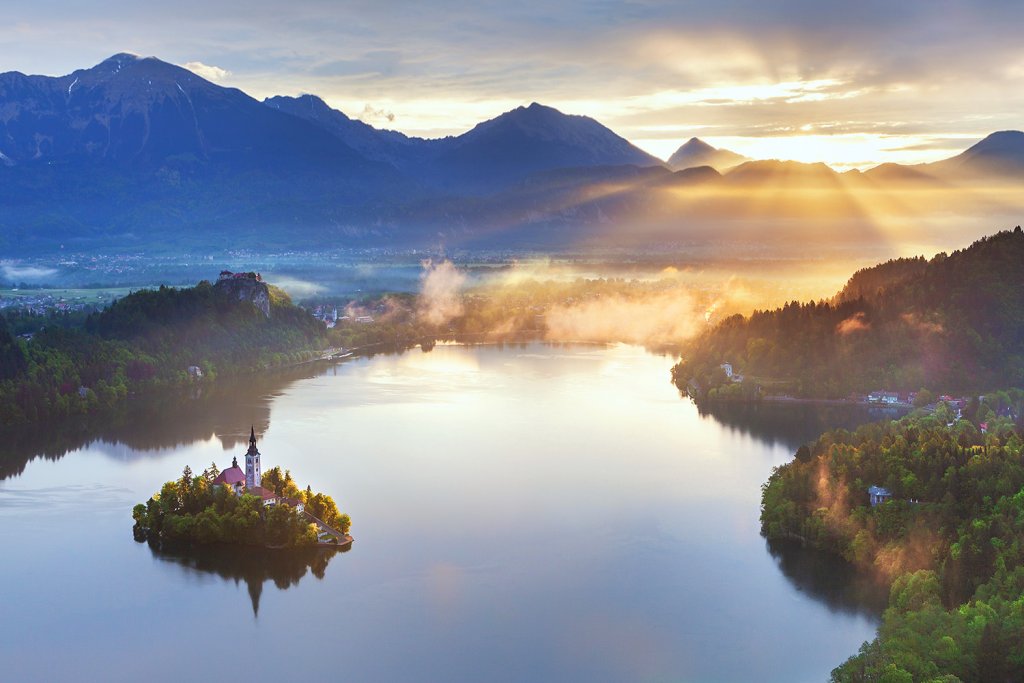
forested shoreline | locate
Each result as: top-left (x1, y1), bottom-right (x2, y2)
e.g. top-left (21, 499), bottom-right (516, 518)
top-left (673, 229), bottom-right (1024, 401)
top-left (761, 408), bottom-right (1024, 681)
top-left (0, 278), bottom-right (328, 426)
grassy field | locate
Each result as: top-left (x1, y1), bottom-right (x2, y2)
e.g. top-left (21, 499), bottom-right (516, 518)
top-left (0, 286), bottom-right (138, 306)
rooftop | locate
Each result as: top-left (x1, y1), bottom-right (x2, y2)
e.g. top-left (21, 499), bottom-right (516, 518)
top-left (212, 466), bottom-right (245, 486)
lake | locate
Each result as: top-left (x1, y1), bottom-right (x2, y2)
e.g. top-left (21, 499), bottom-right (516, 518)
top-left (0, 343), bottom-right (895, 682)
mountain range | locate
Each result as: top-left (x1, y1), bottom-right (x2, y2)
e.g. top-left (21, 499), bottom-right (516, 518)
top-left (1, 53), bottom-right (1023, 253)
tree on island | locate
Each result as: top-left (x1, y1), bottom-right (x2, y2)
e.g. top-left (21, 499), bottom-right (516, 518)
top-left (203, 462), bottom-right (220, 483)
top-left (262, 466), bottom-right (298, 498)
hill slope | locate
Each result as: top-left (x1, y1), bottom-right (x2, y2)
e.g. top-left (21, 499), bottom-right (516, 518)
top-left (263, 93), bottom-right (428, 170)
top-left (928, 130), bottom-right (1024, 179)
top-left (0, 276), bottom-right (327, 426)
top-left (270, 97), bottom-right (665, 193)
top-left (862, 131), bottom-right (1024, 183)
top-left (674, 228), bottom-right (1024, 397)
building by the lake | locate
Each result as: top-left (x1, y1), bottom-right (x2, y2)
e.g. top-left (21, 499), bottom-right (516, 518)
top-left (212, 427), bottom-right (304, 511)
top-left (868, 485), bottom-right (893, 506)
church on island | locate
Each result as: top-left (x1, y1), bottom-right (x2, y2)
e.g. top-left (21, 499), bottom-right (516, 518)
top-left (212, 427), bottom-right (305, 512)
top-left (206, 427), bottom-right (352, 547)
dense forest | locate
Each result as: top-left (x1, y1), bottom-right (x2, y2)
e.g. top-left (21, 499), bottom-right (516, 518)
top-left (0, 278), bottom-right (327, 425)
top-left (761, 407), bottom-right (1024, 681)
top-left (132, 464), bottom-right (350, 549)
top-left (673, 228), bottom-right (1024, 399)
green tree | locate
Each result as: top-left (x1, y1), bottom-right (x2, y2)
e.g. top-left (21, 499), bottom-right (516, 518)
top-left (179, 465), bottom-right (193, 494)
top-left (914, 389), bottom-right (935, 408)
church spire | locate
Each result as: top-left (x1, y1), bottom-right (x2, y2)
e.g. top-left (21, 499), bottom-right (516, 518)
top-left (245, 426), bottom-right (261, 490)
top-left (247, 426), bottom-right (259, 456)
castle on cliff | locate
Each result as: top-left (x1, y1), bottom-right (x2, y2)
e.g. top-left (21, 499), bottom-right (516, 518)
top-left (213, 272), bottom-right (271, 317)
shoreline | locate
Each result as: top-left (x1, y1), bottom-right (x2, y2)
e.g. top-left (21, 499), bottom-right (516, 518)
top-left (761, 395), bottom-right (914, 409)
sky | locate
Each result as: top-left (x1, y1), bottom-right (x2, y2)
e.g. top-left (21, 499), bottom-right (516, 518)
top-left (3, 0), bottom-right (1023, 169)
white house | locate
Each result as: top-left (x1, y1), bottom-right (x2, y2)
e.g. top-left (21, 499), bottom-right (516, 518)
top-left (868, 485), bottom-right (893, 506)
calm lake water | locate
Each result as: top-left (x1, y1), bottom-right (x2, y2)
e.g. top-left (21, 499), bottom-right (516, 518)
top-left (0, 343), bottom-right (896, 682)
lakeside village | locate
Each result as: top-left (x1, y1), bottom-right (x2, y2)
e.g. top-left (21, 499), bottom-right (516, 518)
top-left (717, 361), bottom-right (1005, 421)
top-left (132, 428), bottom-right (352, 551)
top-left (718, 361), bottom-right (1021, 509)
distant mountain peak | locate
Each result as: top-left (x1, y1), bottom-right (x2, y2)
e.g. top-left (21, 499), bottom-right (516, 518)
top-left (679, 137), bottom-right (714, 152)
top-left (963, 130), bottom-right (1024, 155)
top-left (291, 93), bottom-right (327, 106)
top-left (927, 129), bottom-right (1024, 178)
top-left (70, 52), bottom-right (201, 91)
top-left (497, 102), bottom-right (567, 126)
top-left (978, 129), bottom-right (1024, 142)
top-left (268, 93), bottom-right (349, 120)
top-left (668, 137), bottom-right (746, 171)
top-left (99, 52), bottom-right (142, 66)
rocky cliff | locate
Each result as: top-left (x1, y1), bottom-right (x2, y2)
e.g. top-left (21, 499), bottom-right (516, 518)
top-left (214, 273), bottom-right (270, 317)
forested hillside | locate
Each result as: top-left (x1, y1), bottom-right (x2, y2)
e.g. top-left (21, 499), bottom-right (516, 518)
top-left (761, 407), bottom-right (1024, 682)
top-left (0, 278), bottom-right (326, 425)
top-left (674, 228), bottom-right (1024, 398)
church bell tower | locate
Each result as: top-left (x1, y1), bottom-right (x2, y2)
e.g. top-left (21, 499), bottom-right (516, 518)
top-left (245, 426), bottom-right (261, 490)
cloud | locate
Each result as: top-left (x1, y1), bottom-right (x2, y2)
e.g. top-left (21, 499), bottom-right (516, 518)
top-left (181, 61), bottom-right (231, 82)
top-left (544, 290), bottom-right (706, 345)
top-left (358, 104), bottom-right (395, 124)
top-left (268, 275), bottom-right (324, 298)
top-left (1, 263), bottom-right (58, 281)
top-left (836, 311), bottom-right (870, 335)
top-left (418, 260), bottom-right (465, 326)
top-left (900, 313), bottom-right (944, 335)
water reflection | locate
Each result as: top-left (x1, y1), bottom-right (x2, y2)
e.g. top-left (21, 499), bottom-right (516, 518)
top-left (147, 542), bottom-right (349, 617)
top-left (767, 539), bottom-right (889, 617)
top-left (696, 400), bottom-right (909, 451)
top-left (0, 342), bottom-right (568, 481)
top-left (0, 363), bottom-right (327, 480)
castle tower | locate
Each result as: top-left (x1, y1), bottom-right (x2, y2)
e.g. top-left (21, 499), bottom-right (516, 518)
top-left (245, 426), bottom-right (261, 490)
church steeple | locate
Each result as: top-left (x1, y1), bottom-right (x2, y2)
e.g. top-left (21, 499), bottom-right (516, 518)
top-left (245, 426), bottom-right (261, 490)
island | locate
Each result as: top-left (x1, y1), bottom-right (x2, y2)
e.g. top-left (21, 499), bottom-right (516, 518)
top-left (132, 428), bottom-right (351, 550)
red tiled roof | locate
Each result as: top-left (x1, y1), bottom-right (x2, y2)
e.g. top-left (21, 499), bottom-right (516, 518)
top-left (212, 466), bottom-right (245, 485)
top-left (251, 486), bottom-right (278, 500)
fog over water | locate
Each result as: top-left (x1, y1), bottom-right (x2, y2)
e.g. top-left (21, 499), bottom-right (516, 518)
top-left (0, 343), bottom-right (895, 682)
